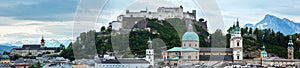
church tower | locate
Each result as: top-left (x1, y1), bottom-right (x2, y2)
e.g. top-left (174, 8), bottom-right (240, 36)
top-left (260, 45), bottom-right (268, 58)
top-left (230, 19), bottom-right (243, 61)
top-left (41, 36), bottom-right (45, 48)
top-left (288, 36), bottom-right (294, 59)
top-left (145, 38), bottom-right (154, 66)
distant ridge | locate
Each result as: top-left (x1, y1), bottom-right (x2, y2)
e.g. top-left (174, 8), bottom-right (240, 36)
top-left (244, 14), bottom-right (300, 35)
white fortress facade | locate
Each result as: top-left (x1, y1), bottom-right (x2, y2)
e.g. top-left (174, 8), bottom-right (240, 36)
top-left (118, 5), bottom-right (196, 21)
top-left (111, 6), bottom-right (197, 34)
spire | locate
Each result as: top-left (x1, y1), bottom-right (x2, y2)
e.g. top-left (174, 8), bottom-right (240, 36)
top-left (147, 37), bottom-right (152, 49)
top-left (41, 36), bottom-right (45, 47)
top-left (236, 18), bottom-right (239, 27)
top-left (41, 36), bottom-right (45, 43)
top-left (233, 21), bottom-right (236, 27)
top-left (262, 45), bottom-right (265, 51)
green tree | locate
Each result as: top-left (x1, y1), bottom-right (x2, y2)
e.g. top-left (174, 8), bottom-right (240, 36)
top-left (54, 48), bottom-right (60, 53)
top-left (100, 26), bottom-right (106, 32)
top-left (60, 44), bottom-right (65, 50)
top-left (11, 54), bottom-right (21, 60)
top-left (29, 61), bottom-right (43, 68)
top-left (249, 28), bottom-right (253, 34)
top-left (59, 43), bottom-right (75, 61)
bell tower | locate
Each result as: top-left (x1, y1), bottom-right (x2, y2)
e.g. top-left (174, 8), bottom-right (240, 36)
top-left (287, 36), bottom-right (294, 59)
top-left (145, 38), bottom-right (154, 66)
top-left (230, 19), bottom-right (243, 61)
top-left (41, 36), bottom-right (45, 48)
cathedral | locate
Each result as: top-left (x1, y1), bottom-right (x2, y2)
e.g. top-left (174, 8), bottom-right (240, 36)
top-left (163, 20), bottom-right (243, 66)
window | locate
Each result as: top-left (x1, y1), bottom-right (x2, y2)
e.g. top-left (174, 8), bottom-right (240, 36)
top-left (195, 56), bottom-right (197, 59)
top-left (237, 42), bottom-right (239, 46)
top-left (237, 56), bottom-right (239, 60)
top-left (195, 44), bottom-right (197, 47)
top-left (189, 44), bottom-right (191, 47)
top-left (188, 56), bottom-right (191, 60)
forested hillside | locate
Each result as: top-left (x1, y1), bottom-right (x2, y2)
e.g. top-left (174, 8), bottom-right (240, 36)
top-left (59, 18), bottom-right (300, 60)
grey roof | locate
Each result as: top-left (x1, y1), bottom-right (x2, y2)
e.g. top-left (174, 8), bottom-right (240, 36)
top-left (96, 59), bottom-right (149, 64)
top-left (23, 44), bottom-right (41, 49)
top-left (0, 63), bottom-right (10, 67)
top-left (13, 44), bottom-right (57, 50)
top-left (199, 55), bottom-right (233, 61)
top-left (200, 48), bottom-right (232, 52)
top-left (14, 59), bottom-right (37, 64)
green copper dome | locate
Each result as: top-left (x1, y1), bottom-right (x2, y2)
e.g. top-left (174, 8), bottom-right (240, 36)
top-left (182, 32), bottom-right (199, 41)
top-left (234, 26), bottom-right (241, 31)
top-left (1, 55), bottom-right (10, 59)
top-left (261, 51), bottom-right (267, 54)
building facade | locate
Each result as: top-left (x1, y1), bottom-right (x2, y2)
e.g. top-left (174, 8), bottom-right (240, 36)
top-left (10, 37), bottom-right (57, 56)
top-left (229, 20), bottom-right (243, 62)
top-left (164, 20), bottom-right (242, 66)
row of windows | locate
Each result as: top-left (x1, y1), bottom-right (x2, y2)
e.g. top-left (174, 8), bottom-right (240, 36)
top-left (166, 56), bottom-right (198, 59)
top-left (98, 65), bottom-right (127, 67)
top-left (183, 44), bottom-right (198, 47)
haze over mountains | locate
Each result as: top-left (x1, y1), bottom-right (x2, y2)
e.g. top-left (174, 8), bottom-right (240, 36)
top-left (244, 14), bottom-right (300, 35)
top-left (0, 39), bottom-right (72, 53)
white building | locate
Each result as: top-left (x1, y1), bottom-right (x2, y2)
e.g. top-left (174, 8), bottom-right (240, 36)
top-left (112, 6), bottom-right (197, 34)
top-left (145, 38), bottom-right (154, 66)
top-left (119, 5), bottom-right (196, 21)
top-left (95, 58), bottom-right (150, 68)
top-left (10, 36), bottom-right (57, 56)
top-left (95, 38), bottom-right (154, 68)
top-left (229, 20), bottom-right (243, 61)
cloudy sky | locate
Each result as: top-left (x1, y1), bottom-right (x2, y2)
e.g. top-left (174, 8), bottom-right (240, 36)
top-left (0, 0), bottom-right (300, 43)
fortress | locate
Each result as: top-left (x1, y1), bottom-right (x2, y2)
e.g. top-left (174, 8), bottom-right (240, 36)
top-left (111, 6), bottom-right (207, 34)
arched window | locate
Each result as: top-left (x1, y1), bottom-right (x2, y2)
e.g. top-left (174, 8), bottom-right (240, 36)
top-left (237, 42), bottom-right (239, 46)
top-left (189, 44), bottom-right (191, 47)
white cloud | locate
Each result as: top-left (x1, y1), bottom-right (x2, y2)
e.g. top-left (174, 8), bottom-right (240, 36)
top-left (0, 17), bottom-right (74, 42)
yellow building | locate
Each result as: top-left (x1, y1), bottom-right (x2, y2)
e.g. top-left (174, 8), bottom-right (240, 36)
top-left (0, 55), bottom-right (10, 63)
top-left (72, 64), bottom-right (87, 68)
